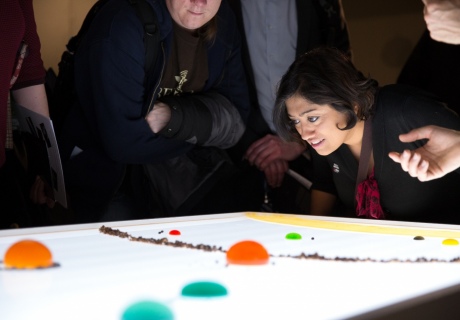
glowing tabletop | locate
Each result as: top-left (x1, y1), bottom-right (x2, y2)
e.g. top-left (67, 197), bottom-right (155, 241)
top-left (2, 212), bottom-right (460, 320)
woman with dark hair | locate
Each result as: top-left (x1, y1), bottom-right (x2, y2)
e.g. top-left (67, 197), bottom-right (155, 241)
top-left (273, 47), bottom-right (460, 224)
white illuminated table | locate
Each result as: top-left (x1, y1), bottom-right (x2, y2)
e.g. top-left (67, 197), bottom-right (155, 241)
top-left (1, 212), bottom-right (460, 320)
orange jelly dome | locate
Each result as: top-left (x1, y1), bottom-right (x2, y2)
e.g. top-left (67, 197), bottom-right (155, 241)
top-left (226, 240), bottom-right (269, 265)
top-left (4, 240), bottom-right (53, 269)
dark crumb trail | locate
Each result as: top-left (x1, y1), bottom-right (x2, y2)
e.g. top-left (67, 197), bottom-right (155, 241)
top-left (100, 225), bottom-right (225, 252)
top-left (99, 226), bottom-right (460, 263)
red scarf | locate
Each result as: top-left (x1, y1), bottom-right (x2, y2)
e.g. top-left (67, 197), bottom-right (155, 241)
top-left (355, 168), bottom-right (385, 219)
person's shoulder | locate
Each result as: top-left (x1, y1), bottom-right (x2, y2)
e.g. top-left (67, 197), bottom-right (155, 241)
top-left (382, 83), bottom-right (447, 97)
top-left (91, 0), bottom-right (170, 39)
top-left (378, 84), bottom-right (444, 106)
top-left (82, 0), bottom-right (171, 51)
top-left (376, 84), bottom-right (457, 120)
top-left (379, 84), bottom-right (423, 96)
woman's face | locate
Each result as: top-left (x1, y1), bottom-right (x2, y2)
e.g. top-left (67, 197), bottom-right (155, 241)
top-left (166, 0), bottom-right (222, 30)
top-left (285, 95), bottom-right (360, 156)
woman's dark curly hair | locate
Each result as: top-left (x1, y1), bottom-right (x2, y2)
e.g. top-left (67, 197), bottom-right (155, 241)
top-left (273, 47), bottom-right (379, 145)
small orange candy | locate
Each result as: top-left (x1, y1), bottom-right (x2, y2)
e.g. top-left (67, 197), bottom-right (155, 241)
top-left (226, 240), bottom-right (269, 265)
top-left (4, 240), bottom-right (53, 269)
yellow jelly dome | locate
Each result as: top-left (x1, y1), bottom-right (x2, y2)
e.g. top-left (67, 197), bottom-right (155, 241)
top-left (442, 239), bottom-right (459, 246)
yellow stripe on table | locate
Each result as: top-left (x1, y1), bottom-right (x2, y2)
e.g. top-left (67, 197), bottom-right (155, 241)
top-left (246, 212), bottom-right (460, 238)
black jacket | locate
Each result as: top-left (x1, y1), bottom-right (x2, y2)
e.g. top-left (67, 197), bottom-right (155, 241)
top-left (60, 0), bottom-right (249, 215)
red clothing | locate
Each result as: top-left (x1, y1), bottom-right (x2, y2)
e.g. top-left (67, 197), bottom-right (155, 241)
top-left (355, 168), bottom-right (385, 219)
top-left (0, 0), bottom-right (45, 167)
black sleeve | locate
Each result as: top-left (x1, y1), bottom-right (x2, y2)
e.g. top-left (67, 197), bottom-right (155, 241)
top-left (158, 92), bottom-right (245, 149)
top-left (158, 95), bottom-right (212, 144)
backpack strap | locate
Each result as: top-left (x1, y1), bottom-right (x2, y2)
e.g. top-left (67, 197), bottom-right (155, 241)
top-left (128, 0), bottom-right (161, 79)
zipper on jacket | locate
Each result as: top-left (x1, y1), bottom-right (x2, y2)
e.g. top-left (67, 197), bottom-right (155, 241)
top-left (145, 41), bottom-right (166, 117)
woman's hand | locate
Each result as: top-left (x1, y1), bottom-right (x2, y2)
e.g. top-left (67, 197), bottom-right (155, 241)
top-left (146, 102), bottom-right (171, 133)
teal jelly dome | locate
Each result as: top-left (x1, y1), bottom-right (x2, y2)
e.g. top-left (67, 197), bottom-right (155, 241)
top-left (181, 281), bottom-right (228, 298)
top-left (122, 300), bottom-right (174, 320)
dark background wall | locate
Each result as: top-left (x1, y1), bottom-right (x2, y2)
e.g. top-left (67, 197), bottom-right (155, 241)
top-left (342, 0), bottom-right (425, 84)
